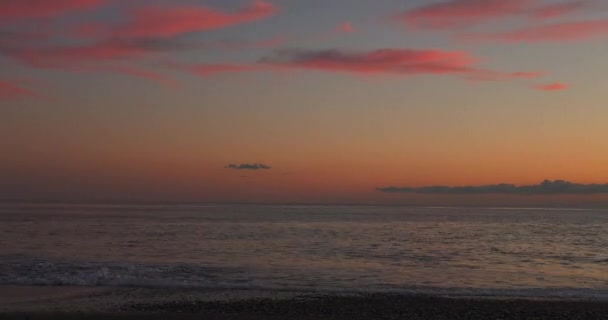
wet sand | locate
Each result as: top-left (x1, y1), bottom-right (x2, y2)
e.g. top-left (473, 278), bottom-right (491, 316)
top-left (1, 286), bottom-right (607, 319)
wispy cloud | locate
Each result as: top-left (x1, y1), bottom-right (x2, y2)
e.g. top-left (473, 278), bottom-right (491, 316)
top-left (378, 180), bottom-right (608, 195)
top-left (461, 19), bottom-right (608, 43)
top-left (395, 0), bottom-right (532, 29)
top-left (0, 1), bottom-right (278, 87)
top-left (535, 82), bottom-right (568, 91)
top-left (104, 65), bottom-right (179, 88)
top-left (530, 0), bottom-right (586, 20)
top-left (0, 0), bottom-right (107, 22)
top-left (212, 36), bottom-right (286, 51)
top-left (260, 48), bottom-right (476, 75)
top-left (107, 1), bottom-right (277, 39)
top-left (259, 48), bottom-right (541, 81)
top-left (167, 61), bottom-right (263, 77)
top-left (338, 22), bottom-right (355, 33)
top-left (395, 0), bottom-right (589, 30)
top-left (0, 80), bottom-right (38, 100)
top-left (225, 163), bottom-right (272, 170)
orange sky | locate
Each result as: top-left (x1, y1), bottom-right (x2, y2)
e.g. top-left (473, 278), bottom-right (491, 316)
top-left (2, 0), bottom-right (608, 205)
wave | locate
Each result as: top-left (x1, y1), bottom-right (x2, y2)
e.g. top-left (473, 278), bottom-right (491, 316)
top-left (2, 255), bottom-right (607, 300)
top-left (0, 255), bottom-right (236, 288)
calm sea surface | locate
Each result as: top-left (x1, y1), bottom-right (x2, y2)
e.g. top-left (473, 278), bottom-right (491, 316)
top-left (1, 204), bottom-right (607, 298)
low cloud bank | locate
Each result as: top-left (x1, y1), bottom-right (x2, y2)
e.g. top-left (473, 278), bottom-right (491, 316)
top-left (377, 180), bottom-right (608, 195)
top-left (225, 163), bottom-right (272, 170)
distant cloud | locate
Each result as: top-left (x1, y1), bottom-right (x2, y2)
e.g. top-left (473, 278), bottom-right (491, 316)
top-left (167, 61), bottom-right (262, 76)
top-left (395, 0), bottom-right (589, 30)
top-left (377, 180), bottom-right (608, 195)
top-left (396, 0), bottom-right (531, 29)
top-left (338, 22), bottom-right (355, 33)
top-left (259, 48), bottom-right (541, 81)
top-left (166, 47), bottom-right (542, 81)
top-left (530, 1), bottom-right (586, 20)
top-left (108, 1), bottom-right (277, 39)
top-left (260, 48), bottom-right (474, 75)
top-left (535, 82), bottom-right (568, 91)
top-left (1, 37), bottom-right (182, 87)
top-left (0, 1), bottom-right (278, 87)
top-left (0, 80), bottom-right (38, 100)
top-left (460, 19), bottom-right (608, 43)
top-left (212, 36), bottom-right (286, 51)
top-left (225, 163), bottom-right (272, 170)
top-left (0, 0), bottom-right (107, 22)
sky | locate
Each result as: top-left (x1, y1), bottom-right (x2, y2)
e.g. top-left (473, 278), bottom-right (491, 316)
top-left (2, 0), bottom-right (608, 206)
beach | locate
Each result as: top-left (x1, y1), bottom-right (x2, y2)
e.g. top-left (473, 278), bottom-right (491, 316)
top-left (1, 286), bottom-right (608, 320)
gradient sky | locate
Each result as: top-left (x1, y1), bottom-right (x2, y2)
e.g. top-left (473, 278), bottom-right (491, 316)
top-left (2, 0), bottom-right (608, 205)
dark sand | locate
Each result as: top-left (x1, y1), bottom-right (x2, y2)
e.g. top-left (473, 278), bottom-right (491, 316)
top-left (2, 291), bottom-right (608, 320)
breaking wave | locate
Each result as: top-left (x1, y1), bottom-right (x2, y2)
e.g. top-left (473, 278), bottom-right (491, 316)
top-left (2, 255), bottom-right (607, 300)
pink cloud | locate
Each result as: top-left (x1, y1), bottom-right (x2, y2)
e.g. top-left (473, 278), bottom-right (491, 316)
top-left (252, 36), bottom-right (287, 47)
top-left (339, 22), bottom-right (355, 33)
top-left (0, 0), bottom-right (107, 21)
top-left (111, 1), bottom-right (277, 39)
top-left (0, 1), bottom-right (278, 88)
top-left (463, 19), bottom-right (608, 43)
top-left (72, 22), bottom-right (111, 38)
top-left (0, 80), bottom-right (38, 100)
top-left (106, 66), bottom-right (179, 88)
top-left (212, 36), bottom-right (286, 51)
top-left (530, 1), bottom-right (586, 20)
top-left (168, 62), bottom-right (262, 76)
top-left (261, 48), bottom-right (475, 75)
top-left (396, 0), bottom-right (589, 30)
top-left (396, 0), bottom-right (534, 29)
top-left (511, 71), bottom-right (545, 78)
top-left (466, 70), bottom-right (544, 81)
top-left (259, 48), bottom-right (541, 81)
top-left (14, 40), bottom-right (153, 69)
top-left (535, 82), bottom-right (568, 91)
top-left (6, 41), bottom-right (176, 87)
top-left (33, 61), bottom-right (177, 87)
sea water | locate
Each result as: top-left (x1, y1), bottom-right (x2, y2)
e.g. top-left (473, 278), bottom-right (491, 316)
top-left (1, 204), bottom-right (607, 299)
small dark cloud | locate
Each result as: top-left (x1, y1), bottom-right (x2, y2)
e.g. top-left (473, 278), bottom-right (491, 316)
top-left (225, 163), bottom-right (272, 170)
top-left (257, 47), bottom-right (476, 76)
top-left (257, 48), bottom-right (537, 81)
top-left (377, 180), bottom-right (608, 195)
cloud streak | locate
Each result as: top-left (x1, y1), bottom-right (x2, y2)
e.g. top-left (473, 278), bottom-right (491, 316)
top-left (168, 62), bottom-right (263, 76)
top-left (259, 48), bottom-right (541, 81)
top-left (396, 0), bottom-right (589, 30)
top-left (0, 1), bottom-right (278, 87)
top-left (338, 22), bottom-right (355, 33)
top-left (109, 1), bottom-right (277, 39)
top-left (225, 163), bottom-right (272, 170)
top-left (169, 47), bottom-right (542, 81)
top-left (535, 82), bottom-right (568, 91)
top-left (0, 80), bottom-right (38, 100)
top-left (260, 48), bottom-right (476, 75)
top-left (461, 19), bottom-right (608, 43)
top-left (396, 0), bottom-right (533, 29)
top-left (378, 180), bottom-right (608, 195)
top-left (530, 0), bottom-right (586, 20)
top-left (0, 0), bottom-right (107, 22)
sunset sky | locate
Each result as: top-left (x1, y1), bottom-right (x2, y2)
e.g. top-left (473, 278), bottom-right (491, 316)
top-left (2, 0), bottom-right (608, 205)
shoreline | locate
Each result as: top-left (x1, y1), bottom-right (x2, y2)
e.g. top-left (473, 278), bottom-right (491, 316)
top-left (1, 286), bottom-right (608, 319)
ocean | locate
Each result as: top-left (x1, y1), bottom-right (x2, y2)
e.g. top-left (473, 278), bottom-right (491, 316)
top-left (1, 204), bottom-right (607, 299)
